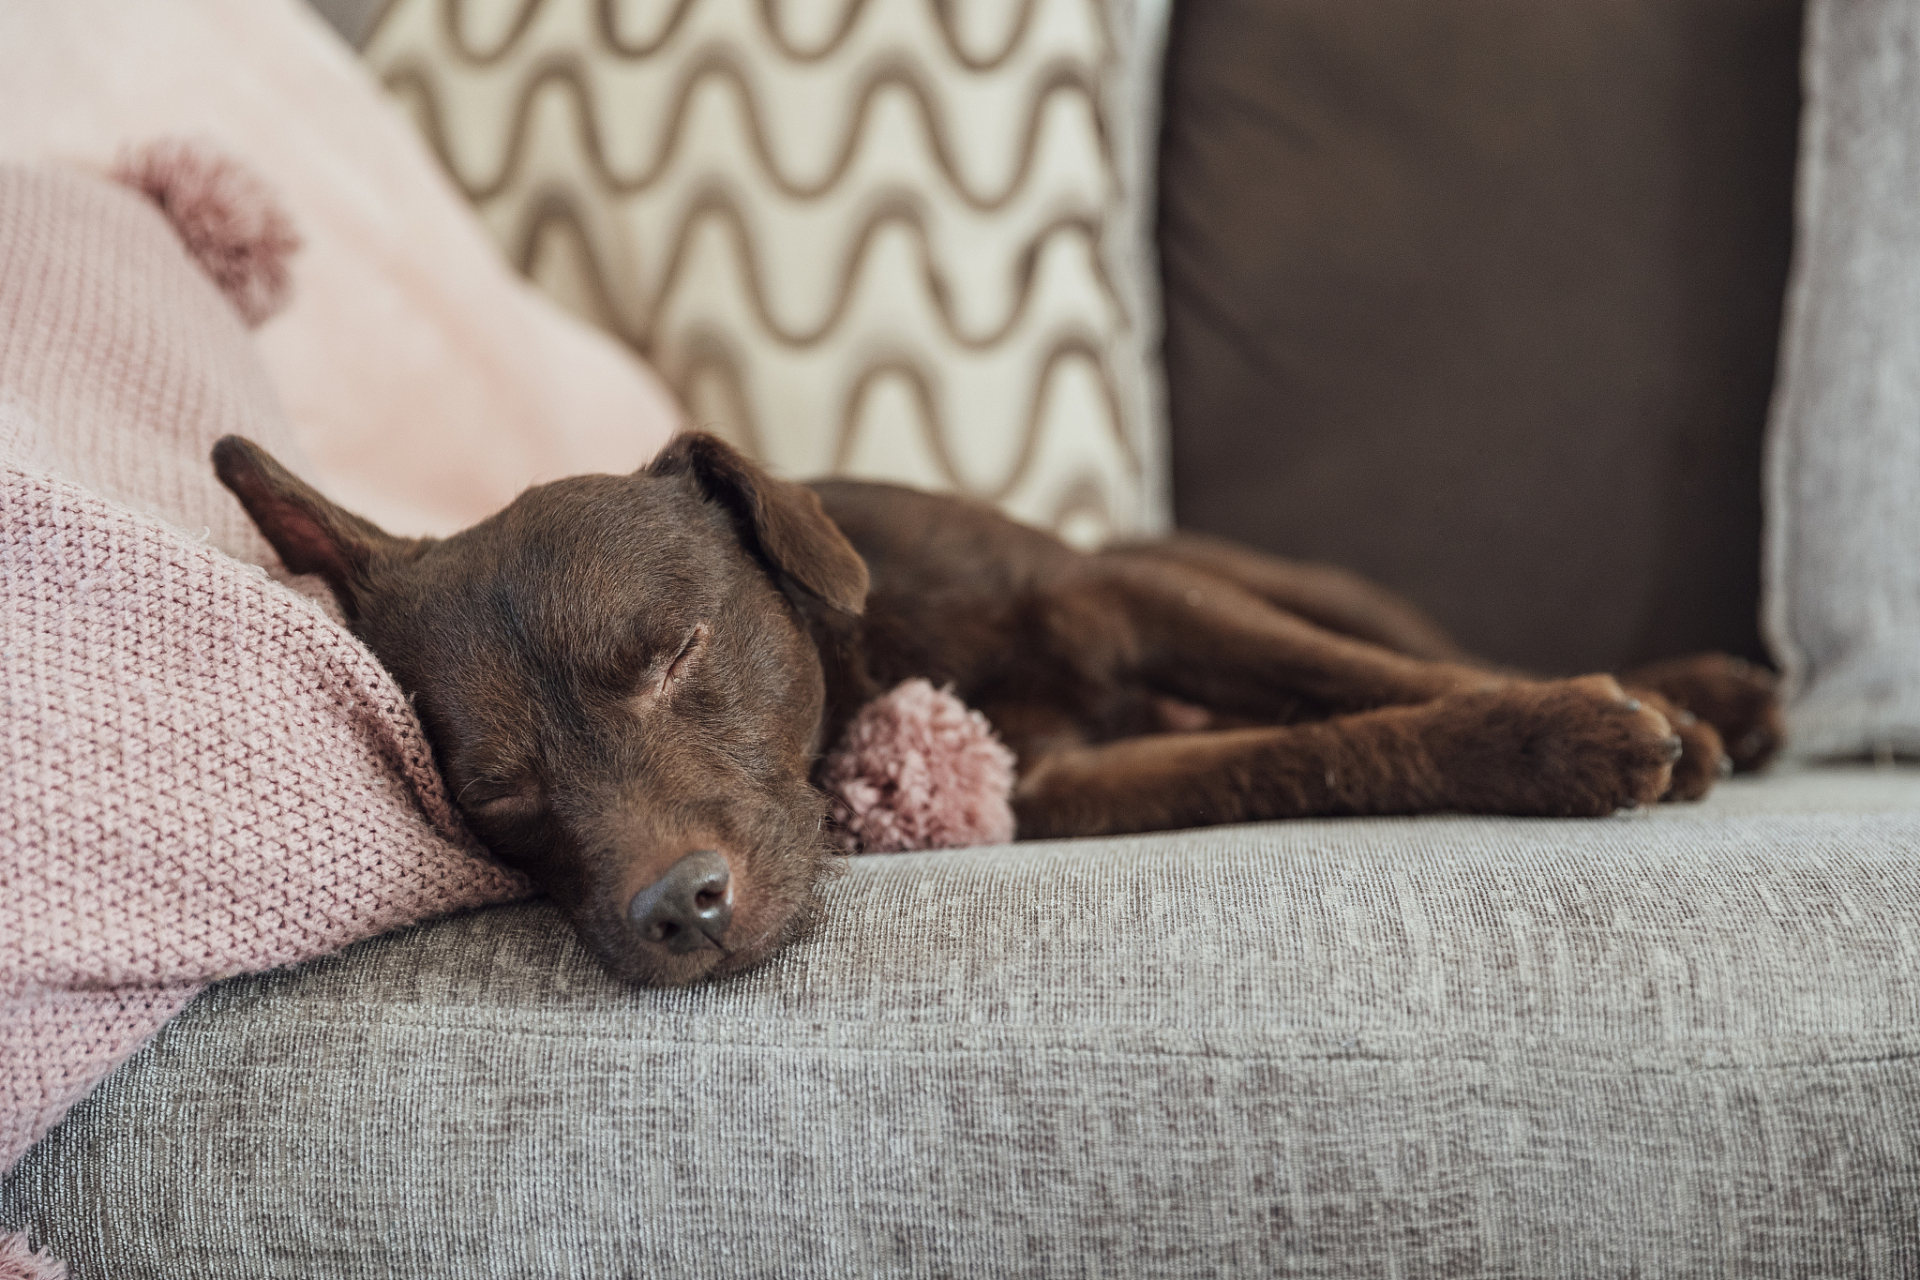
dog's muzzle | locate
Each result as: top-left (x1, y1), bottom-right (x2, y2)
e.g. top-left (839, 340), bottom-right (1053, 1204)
top-left (628, 848), bottom-right (733, 954)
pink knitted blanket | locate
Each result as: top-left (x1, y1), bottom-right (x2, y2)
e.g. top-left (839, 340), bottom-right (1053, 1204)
top-left (0, 153), bottom-right (527, 1174)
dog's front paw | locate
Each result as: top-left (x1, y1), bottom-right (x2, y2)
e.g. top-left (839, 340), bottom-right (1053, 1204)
top-left (1622, 653), bottom-right (1782, 772)
top-left (1425, 675), bottom-right (1681, 817)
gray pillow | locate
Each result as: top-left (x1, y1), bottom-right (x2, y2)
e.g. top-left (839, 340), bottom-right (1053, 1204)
top-left (1763, 0), bottom-right (1920, 760)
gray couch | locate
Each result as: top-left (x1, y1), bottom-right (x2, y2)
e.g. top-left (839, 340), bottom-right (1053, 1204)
top-left (7, 768), bottom-right (1920, 1275)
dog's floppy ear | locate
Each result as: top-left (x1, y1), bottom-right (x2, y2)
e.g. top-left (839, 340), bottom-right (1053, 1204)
top-left (650, 432), bottom-right (868, 615)
top-left (212, 435), bottom-right (407, 621)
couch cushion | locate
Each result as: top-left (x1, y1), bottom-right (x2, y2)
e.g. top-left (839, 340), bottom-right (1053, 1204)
top-left (9, 767), bottom-right (1920, 1277)
top-left (1157, 0), bottom-right (1803, 675)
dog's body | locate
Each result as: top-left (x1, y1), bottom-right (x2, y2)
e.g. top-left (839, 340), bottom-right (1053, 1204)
top-left (214, 432), bottom-right (1780, 987)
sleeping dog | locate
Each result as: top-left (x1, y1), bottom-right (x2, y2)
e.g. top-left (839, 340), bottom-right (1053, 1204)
top-left (214, 431), bottom-right (1780, 987)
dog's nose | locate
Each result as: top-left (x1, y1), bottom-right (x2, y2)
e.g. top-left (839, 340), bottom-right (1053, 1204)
top-left (628, 849), bottom-right (733, 954)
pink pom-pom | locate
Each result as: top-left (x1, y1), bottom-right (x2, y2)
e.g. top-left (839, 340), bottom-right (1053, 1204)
top-left (0, 1233), bottom-right (67, 1280)
top-left (821, 679), bottom-right (1017, 853)
top-left (111, 138), bottom-right (301, 327)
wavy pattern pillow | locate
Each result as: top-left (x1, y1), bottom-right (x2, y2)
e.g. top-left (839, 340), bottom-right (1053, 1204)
top-left (364, 0), bottom-right (1170, 546)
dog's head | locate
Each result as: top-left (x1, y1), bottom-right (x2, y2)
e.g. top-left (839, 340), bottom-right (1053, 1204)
top-left (214, 432), bottom-right (867, 986)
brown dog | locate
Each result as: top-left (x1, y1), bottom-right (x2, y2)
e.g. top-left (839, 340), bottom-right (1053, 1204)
top-left (212, 431), bottom-right (1780, 987)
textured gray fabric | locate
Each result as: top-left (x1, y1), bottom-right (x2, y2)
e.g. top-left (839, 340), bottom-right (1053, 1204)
top-left (8, 768), bottom-right (1920, 1278)
top-left (1764, 0), bottom-right (1920, 760)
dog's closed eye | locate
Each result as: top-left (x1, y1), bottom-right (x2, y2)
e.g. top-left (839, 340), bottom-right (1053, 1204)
top-left (636, 623), bottom-right (709, 704)
top-left (464, 782), bottom-right (546, 824)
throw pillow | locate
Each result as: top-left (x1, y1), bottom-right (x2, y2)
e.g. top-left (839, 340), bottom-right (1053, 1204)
top-left (0, 154), bottom-right (525, 1175)
top-left (361, 0), bottom-right (1171, 547)
top-left (1762, 0), bottom-right (1920, 759)
top-left (0, 0), bottom-right (681, 538)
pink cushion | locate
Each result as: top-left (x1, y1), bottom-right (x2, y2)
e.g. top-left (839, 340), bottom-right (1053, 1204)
top-left (0, 159), bottom-right (527, 1173)
top-left (0, 0), bottom-right (688, 1174)
top-left (0, 0), bottom-right (680, 536)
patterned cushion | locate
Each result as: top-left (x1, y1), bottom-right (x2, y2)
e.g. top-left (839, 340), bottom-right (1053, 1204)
top-left (364, 0), bottom-right (1171, 546)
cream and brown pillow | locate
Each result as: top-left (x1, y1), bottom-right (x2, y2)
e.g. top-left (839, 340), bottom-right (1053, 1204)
top-left (365, 0), bottom-right (1170, 545)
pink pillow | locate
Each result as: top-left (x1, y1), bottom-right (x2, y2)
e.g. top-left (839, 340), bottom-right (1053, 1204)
top-left (0, 155), bottom-right (527, 1174)
top-left (0, 0), bottom-right (680, 536)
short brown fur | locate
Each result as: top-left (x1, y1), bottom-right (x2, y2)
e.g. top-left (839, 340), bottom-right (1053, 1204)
top-left (214, 432), bottom-right (1781, 986)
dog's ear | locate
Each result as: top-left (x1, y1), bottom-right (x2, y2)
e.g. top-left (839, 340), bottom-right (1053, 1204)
top-left (212, 435), bottom-right (408, 621)
top-left (649, 432), bottom-right (868, 615)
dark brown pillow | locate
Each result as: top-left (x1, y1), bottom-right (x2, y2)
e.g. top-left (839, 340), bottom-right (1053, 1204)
top-left (1157, 0), bottom-right (1803, 674)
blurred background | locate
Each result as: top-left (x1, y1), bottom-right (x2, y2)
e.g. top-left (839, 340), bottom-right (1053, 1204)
top-left (309, 0), bottom-right (1803, 678)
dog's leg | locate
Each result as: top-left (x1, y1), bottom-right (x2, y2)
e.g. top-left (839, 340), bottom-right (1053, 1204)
top-left (1012, 675), bottom-right (1681, 837)
top-left (1098, 542), bottom-right (1772, 795)
top-left (1055, 557), bottom-right (1494, 722)
top-left (1104, 534), bottom-right (1471, 662)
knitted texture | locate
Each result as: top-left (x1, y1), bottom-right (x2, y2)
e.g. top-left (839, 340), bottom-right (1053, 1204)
top-left (0, 157), bottom-right (527, 1173)
top-left (0, 162), bottom-right (289, 566)
top-left (821, 680), bottom-right (1017, 853)
top-left (0, 0), bottom-right (683, 542)
top-left (0, 1231), bottom-right (65, 1280)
